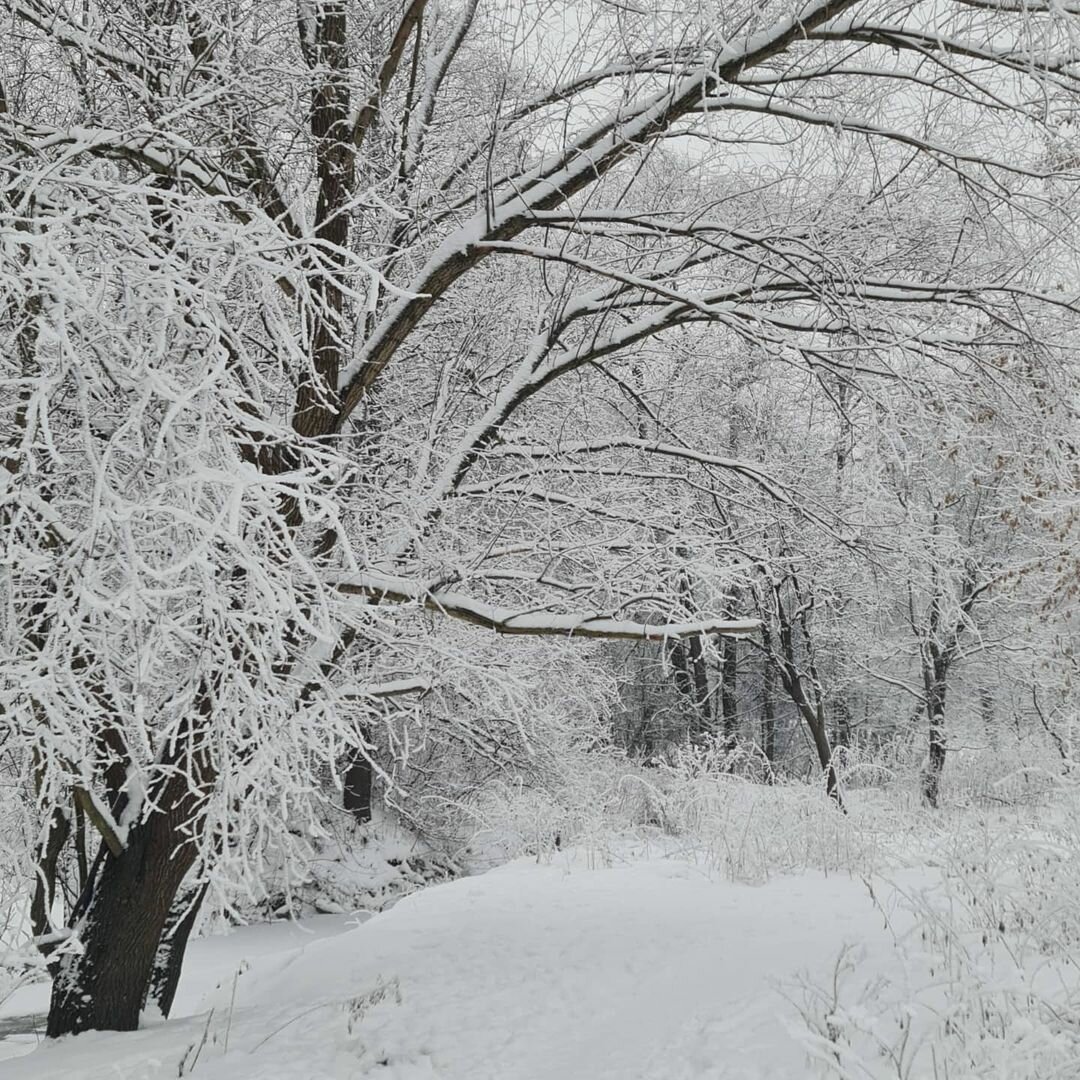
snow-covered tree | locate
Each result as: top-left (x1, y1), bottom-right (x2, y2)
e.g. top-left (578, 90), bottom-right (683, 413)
top-left (2, 0), bottom-right (1080, 1037)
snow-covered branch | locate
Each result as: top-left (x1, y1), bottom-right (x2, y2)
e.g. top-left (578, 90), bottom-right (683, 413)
top-left (335, 0), bottom-right (865, 423)
top-left (488, 440), bottom-right (796, 507)
top-left (72, 787), bottom-right (125, 857)
top-left (332, 571), bottom-right (759, 641)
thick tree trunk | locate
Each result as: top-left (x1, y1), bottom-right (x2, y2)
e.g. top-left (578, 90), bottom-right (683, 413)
top-left (295, 0), bottom-right (352, 441)
top-left (916, 563), bottom-right (982, 809)
top-left (47, 814), bottom-right (196, 1036)
top-left (47, 681), bottom-right (214, 1037)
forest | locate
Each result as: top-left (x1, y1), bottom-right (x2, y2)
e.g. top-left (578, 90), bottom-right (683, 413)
top-left (2, 0), bottom-right (1080, 1075)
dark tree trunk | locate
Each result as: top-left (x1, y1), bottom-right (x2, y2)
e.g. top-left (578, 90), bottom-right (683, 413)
top-left (30, 804), bottom-right (71, 955)
top-left (781, 672), bottom-right (841, 804)
top-left (915, 556), bottom-right (983, 810)
top-left (144, 880), bottom-right (210, 1019)
top-left (671, 636), bottom-right (712, 743)
top-left (720, 635), bottom-right (738, 750)
top-left (688, 633), bottom-right (712, 740)
top-left (833, 696), bottom-right (851, 749)
top-left (295, 0), bottom-right (352, 440)
top-left (761, 654), bottom-right (777, 771)
top-left (921, 660), bottom-right (948, 808)
top-left (46, 680), bottom-right (215, 1037)
top-left (769, 584), bottom-right (843, 808)
top-left (47, 814), bottom-right (197, 1036)
top-left (670, 553), bottom-right (712, 743)
top-left (980, 685), bottom-right (995, 746)
top-left (343, 748), bottom-right (374, 824)
top-left (806, 710), bottom-right (842, 804)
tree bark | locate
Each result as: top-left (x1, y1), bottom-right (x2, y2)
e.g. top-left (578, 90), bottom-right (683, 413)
top-left (761, 653), bottom-right (777, 772)
top-left (920, 654), bottom-right (949, 808)
top-left (720, 635), bottom-right (738, 750)
top-left (46, 679), bottom-right (215, 1036)
top-left (671, 554), bottom-right (713, 742)
top-left (30, 803), bottom-right (71, 967)
top-left (144, 881), bottom-right (210, 1019)
top-left (833, 696), bottom-right (851, 750)
top-left (915, 556), bottom-right (985, 809)
top-left (980, 685), bottom-right (995, 746)
top-left (671, 635), bottom-right (713, 743)
top-left (770, 584), bottom-right (842, 807)
top-left (294, 0), bottom-right (352, 442)
top-left (343, 748), bottom-right (374, 824)
top-left (47, 815), bottom-right (198, 1035)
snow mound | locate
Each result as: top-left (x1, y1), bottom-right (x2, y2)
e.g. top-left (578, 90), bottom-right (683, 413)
top-left (5, 854), bottom-right (907, 1079)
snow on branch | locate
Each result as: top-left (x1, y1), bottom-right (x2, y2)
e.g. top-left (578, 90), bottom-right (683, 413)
top-left (6, 0), bottom-right (156, 83)
top-left (811, 21), bottom-right (1080, 84)
top-left (73, 786), bottom-right (126, 857)
top-left (2, 118), bottom-right (238, 198)
top-left (332, 571), bottom-right (760, 641)
top-left (0, 117), bottom-right (305, 258)
top-left (702, 96), bottom-right (1065, 180)
top-left (334, 0), bottom-right (866, 421)
top-left (957, 0), bottom-right (1080, 9)
top-left (338, 677), bottom-right (433, 699)
top-left (487, 439), bottom-right (795, 506)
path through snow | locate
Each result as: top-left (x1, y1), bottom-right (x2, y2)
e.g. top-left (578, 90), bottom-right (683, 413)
top-left (2, 853), bottom-right (916, 1079)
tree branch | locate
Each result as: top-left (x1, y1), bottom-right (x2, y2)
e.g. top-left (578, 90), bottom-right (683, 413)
top-left (332, 570), bottom-right (759, 640)
top-left (72, 786), bottom-right (125, 858)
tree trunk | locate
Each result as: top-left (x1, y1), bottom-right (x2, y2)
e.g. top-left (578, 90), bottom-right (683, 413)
top-left (720, 635), bottom-right (738, 750)
top-left (769, 585), bottom-right (842, 807)
top-left (806, 709), bottom-right (842, 804)
top-left (921, 662), bottom-right (948, 808)
top-left (671, 554), bottom-right (712, 743)
top-left (671, 636), bottom-right (712, 743)
top-left (776, 660), bottom-right (842, 806)
top-left (47, 815), bottom-right (196, 1036)
top-left (144, 880), bottom-right (210, 1019)
top-left (343, 747), bottom-right (374, 824)
top-left (294, 0), bottom-right (352, 441)
top-left (761, 654), bottom-right (777, 772)
top-left (833, 696), bottom-right (851, 749)
top-left (980, 685), bottom-right (995, 746)
top-left (47, 681), bottom-right (215, 1037)
top-left (916, 560), bottom-right (983, 809)
top-left (688, 633), bottom-right (712, 740)
top-left (30, 804), bottom-right (71, 961)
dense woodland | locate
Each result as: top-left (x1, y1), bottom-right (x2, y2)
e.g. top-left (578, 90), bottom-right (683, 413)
top-left (3, 0), bottom-right (1080, 1048)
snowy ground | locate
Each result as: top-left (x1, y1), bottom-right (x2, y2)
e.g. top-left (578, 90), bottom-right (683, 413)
top-left (0, 912), bottom-right (367, 1063)
top-left (0, 850), bottom-right (920, 1079)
